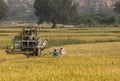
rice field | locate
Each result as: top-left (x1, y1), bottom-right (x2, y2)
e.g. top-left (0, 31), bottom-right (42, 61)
top-left (0, 27), bottom-right (120, 81)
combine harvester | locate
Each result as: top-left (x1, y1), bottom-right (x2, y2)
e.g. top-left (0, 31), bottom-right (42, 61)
top-left (6, 28), bottom-right (48, 56)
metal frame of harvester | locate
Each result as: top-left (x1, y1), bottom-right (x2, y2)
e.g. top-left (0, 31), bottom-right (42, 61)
top-left (6, 27), bottom-right (48, 56)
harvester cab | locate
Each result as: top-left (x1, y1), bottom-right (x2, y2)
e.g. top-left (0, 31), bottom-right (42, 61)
top-left (6, 28), bottom-right (48, 56)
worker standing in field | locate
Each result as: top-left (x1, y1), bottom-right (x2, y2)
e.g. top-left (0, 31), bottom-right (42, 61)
top-left (53, 48), bottom-right (58, 56)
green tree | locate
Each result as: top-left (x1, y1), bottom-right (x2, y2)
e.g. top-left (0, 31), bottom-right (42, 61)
top-left (114, 1), bottom-right (120, 14)
top-left (0, 0), bottom-right (9, 20)
top-left (34, 0), bottom-right (77, 28)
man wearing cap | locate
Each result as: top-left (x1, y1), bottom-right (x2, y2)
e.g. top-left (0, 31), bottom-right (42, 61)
top-left (53, 48), bottom-right (59, 56)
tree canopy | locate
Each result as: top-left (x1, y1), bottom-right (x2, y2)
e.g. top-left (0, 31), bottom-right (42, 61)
top-left (34, 0), bottom-right (78, 27)
top-left (113, 1), bottom-right (120, 14)
top-left (0, 0), bottom-right (9, 20)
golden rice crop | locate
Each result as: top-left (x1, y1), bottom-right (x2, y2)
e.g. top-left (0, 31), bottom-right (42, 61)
top-left (0, 27), bottom-right (120, 81)
top-left (0, 42), bottom-right (120, 81)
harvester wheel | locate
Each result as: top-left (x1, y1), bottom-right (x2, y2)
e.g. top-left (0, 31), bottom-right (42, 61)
top-left (6, 49), bottom-right (12, 54)
top-left (6, 46), bottom-right (13, 54)
top-left (33, 48), bottom-right (38, 56)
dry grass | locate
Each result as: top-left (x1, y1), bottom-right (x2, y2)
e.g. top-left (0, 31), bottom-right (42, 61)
top-left (44, 42), bottom-right (120, 56)
top-left (0, 42), bottom-right (120, 81)
top-left (0, 27), bottom-right (120, 81)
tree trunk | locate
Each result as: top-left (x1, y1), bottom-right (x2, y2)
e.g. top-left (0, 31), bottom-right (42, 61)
top-left (51, 15), bottom-right (57, 28)
top-left (51, 22), bottom-right (56, 28)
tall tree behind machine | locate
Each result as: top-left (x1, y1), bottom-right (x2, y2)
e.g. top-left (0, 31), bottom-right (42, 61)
top-left (34, 0), bottom-right (78, 28)
top-left (0, 0), bottom-right (9, 20)
top-left (113, 1), bottom-right (120, 14)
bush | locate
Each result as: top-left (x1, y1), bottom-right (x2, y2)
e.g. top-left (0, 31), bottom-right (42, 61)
top-left (74, 13), bottom-right (120, 27)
